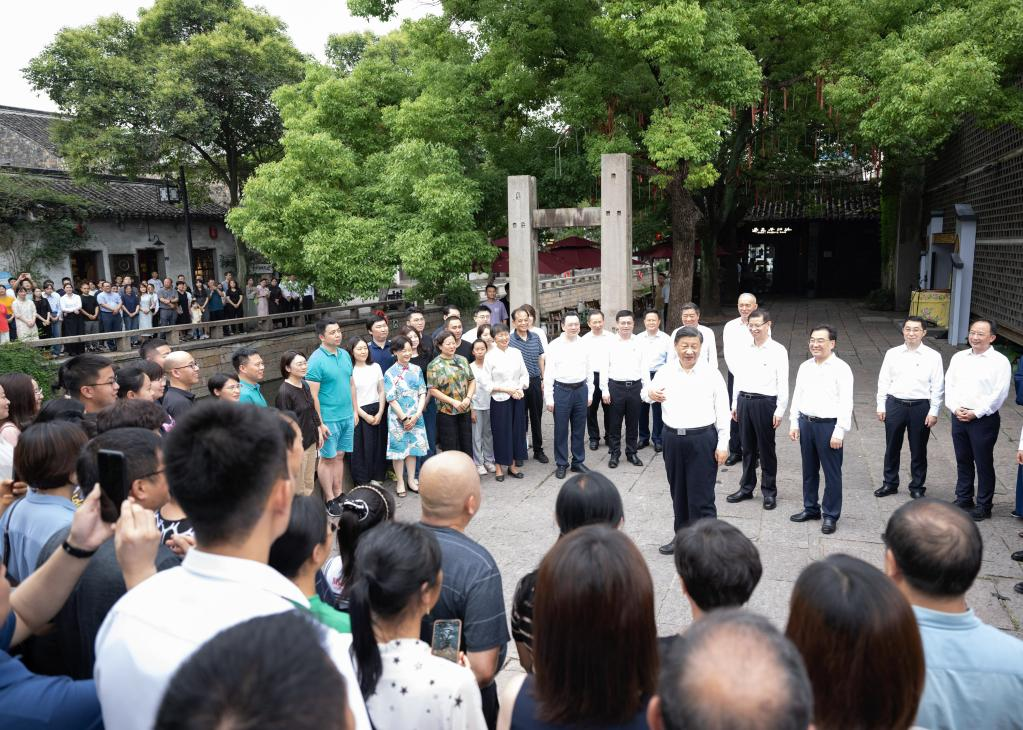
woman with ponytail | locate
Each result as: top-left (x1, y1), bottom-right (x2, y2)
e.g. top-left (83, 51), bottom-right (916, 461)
top-left (321, 485), bottom-right (395, 604)
top-left (348, 522), bottom-right (486, 730)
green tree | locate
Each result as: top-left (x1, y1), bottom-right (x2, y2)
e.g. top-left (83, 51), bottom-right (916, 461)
top-left (23, 0), bottom-right (306, 285)
top-left (0, 174), bottom-right (91, 275)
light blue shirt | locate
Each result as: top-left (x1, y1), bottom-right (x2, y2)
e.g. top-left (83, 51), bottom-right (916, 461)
top-left (238, 380), bottom-right (267, 407)
top-left (96, 291), bottom-right (122, 313)
top-left (0, 491), bottom-right (76, 583)
top-left (913, 605), bottom-right (1023, 730)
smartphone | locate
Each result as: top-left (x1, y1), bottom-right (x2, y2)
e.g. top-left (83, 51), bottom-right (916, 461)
top-left (96, 449), bottom-right (128, 523)
top-left (431, 619), bottom-right (462, 663)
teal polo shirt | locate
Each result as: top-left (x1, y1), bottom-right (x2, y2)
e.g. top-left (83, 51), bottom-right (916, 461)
top-left (306, 345), bottom-right (354, 423)
top-left (238, 380), bottom-right (267, 407)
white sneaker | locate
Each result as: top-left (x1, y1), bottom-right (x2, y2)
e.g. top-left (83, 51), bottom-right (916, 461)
top-left (477, 464), bottom-right (487, 476)
top-left (369, 480), bottom-right (382, 487)
top-left (485, 463), bottom-right (496, 473)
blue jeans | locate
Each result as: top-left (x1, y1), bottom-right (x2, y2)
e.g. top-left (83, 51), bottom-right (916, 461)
top-left (99, 311), bottom-right (122, 349)
top-left (123, 314), bottom-right (139, 345)
top-left (50, 319), bottom-right (62, 355)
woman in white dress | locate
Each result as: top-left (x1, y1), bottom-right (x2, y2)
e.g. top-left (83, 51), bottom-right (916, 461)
top-left (12, 288), bottom-right (39, 341)
top-left (0, 383), bottom-right (11, 480)
top-left (349, 522), bottom-right (486, 730)
top-left (139, 283), bottom-right (157, 332)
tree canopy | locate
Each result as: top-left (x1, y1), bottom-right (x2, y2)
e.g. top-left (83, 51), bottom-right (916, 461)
top-left (0, 175), bottom-right (90, 275)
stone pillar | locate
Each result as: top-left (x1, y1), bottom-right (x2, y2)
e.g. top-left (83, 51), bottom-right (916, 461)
top-left (600, 154), bottom-right (633, 320)
top-left (508, 175), bottom-right (539, 313)
top-left (949, 204), bottom-right (977, 346)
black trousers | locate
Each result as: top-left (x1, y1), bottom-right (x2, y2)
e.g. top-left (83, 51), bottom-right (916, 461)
top-left (351, 403), bottom-right (386, 485)
top-left (491, 397), bottom-right (528, 466)
top-left (951, 412), bottom-right (999, 510)
top-left (882, 396), bottom-right (930, 490)
top-left (726, 372), bottom-right (742, 454)
top-left (799, 416), bottom-right (843, 520)
top-left (437, 411), bottom-right (474, 457)
top-left (737, 394), bottom-right (778, 497)
top-left (663, 427), bottom-right (718, 531)
top-left (524, 374), bottom-right (544, 452)
top-left (607, 380), bottom-right (642, 458)
top-left (639, 370), bottom-right (664, 445)
top-left (587, 370), bottom-right (611, 442)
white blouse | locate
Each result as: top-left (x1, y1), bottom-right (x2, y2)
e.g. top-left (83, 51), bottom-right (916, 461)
top-left (469, 362), bottom-right (491, 410)
top-left (60, 293), bottom-right (82, 314)
top-left (366, 639), bottom-right (486, 730)
top-left (481, 346), bottom-right (529, 402)
top-left (352, 363), bottom-right (384, 408)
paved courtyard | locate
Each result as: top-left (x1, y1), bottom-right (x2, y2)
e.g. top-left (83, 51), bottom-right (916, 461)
top-left (389, 298), bottom-right (1023, 678)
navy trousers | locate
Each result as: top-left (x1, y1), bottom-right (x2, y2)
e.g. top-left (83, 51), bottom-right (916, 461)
top-left (663, 427), bottom-right (718, 531)
top-left (553, 382), bottom-right (587, 468)
top-left (639, 370), bottom-right (664, 445)
top-left (882, 396), bottom-right (930, 491)
top-left (951, 412), bottom-right (1000, 510)
top-left (737, 394), bottom-right (778, 497)
top-left (727, 371), bottom-right (741, 454)
top-left (491, 397), bottom-right (528, 467)
top-left (587, 370), bottom-right (610, 442)
top-left (100, 310), bottom-right (122, 349)
top-left (799, 416), bottom-right (843, 520)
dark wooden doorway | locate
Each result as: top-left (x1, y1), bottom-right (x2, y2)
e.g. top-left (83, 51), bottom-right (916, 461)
top-left (69, 250), bottom-right (101, 285)
top-left (193, 248), bottom-right (216, 284)
top-left (109, 254), bottom-right (137, 282)
top-left (137, 248), bottom-right (162, 282)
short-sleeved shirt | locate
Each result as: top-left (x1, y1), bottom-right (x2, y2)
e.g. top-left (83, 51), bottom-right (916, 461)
top-left (79, 294), bottom-right (98, 317)
top-left (509, 330), bottom-right (544, 378)
top-left (427, 355), bottom-right (475, 415)
top-left (156, 287), bottom-right (176, 311)
top-left (307, 596), bottom-right (351, 633)
top-left (368, 338), bottom-right (396, 373)
top-left (0, 491), bottom-right (77, 584)
top-left (97, 291), bottom-right (122, 313)
top-left (275, 380), bottom-right (322, 450)
top-left (307, 345), bottom-right (355, 423)
top-left (161, 386), bottom-right (196, 421)
top-left (482, 299), bottom-right (508, 324)
top-left (419, 524), bottom-right (509, 666)
top-left (238, 380), bottom-right (267, 407)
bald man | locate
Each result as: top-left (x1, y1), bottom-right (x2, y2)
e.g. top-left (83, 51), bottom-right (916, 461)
top-left (162, 351), bottom-right (199, 420)
top-left (650, 609), bottom-right (813, 730)
top-left (418, 452), bottom-right (508, 729)
top-left (722, 293), bottom-right (758, 464)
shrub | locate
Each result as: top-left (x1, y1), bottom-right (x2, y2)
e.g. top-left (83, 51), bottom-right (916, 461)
top-left (0, 341), bottom-right (59, 399)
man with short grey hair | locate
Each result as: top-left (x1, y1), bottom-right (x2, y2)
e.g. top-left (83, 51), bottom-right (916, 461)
top-left (648, 609), bottom-right (813, 730)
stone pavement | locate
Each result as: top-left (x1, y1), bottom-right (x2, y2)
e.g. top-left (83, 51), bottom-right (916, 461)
top-left (388, 298), bottom-right (1023, 680)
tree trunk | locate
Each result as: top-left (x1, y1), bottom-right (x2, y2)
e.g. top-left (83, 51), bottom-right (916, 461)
top-left (700, 235), bottom-right (720, 312)
top-left (666, 166), bottom-right (700, 330)
top-left (227, 175), bottom-right (249, 288)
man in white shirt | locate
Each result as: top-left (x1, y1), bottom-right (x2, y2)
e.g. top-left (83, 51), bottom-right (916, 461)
top-left (544, 313), bottom-right (594, 479)
top-left (601, 310), bottom-right (651, 469)
top-left (644, 327), bottom-right (729, 554)
top-left (726, 308), bottom-right (788, 511)
top-left (671, 301), bottom-right (717, 370)
top-left (94, 401), bottom-right (371, 730)
top-left (788, 324), bottom-right (854, 535)
top-left (874, 315), bottom-right (945, 500)
top-left (583, 310), bottom-right (613, 450)
top-left (638, 308), bottom-right (672, 452)
top-left (722, 293), bottom-right (757, 464)
top-left (943, 318), bottom-right (1011, 520)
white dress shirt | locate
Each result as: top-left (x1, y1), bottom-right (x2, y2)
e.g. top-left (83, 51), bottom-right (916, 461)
top-left (94, 549), bottom-right (371, 730)
top-left (543, 334), bottom-right (594, 404)
top-left (731, 338), bottom-right (790, 418)
top-left (644, 359), bottom-right (730, 451)
top-left (875, 343), bottom-right (945, 417)
top-left (723, 316), bottom-right (753, 374)
top-left (790, 354), bottom-right (855, 440)
top-left (944, 347), bottom-right (1011, 418)
top-left (670, 324), bottom-right (718, 369)
top-left (637, 329), bottom-right (672, 374)
top-left (582, 330), bottom-right (613, 376)
top-left (480, 345), bottom-right (529, 402)
top-left (600, 335), bottom-right (651, 392)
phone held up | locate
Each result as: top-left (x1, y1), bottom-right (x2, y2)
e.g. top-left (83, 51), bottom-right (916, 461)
top-left (96, 449), bottom-right (128, 523)
top-left (431, 618), bottom-right (462, 663)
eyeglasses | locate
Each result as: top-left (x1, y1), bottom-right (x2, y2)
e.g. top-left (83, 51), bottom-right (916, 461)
top-left (138, 468), bottom-right (165, 480)
top-left (222, 383), bottom-right (242, 391)
top-left (84, 378), bottom-right (117, 387)
top-left (173, 362), bottom-right (200, 370)
top-left (808, 338), bottom-right (830, 345)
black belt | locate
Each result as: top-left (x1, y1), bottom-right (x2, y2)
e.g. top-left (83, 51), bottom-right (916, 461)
top-left (663, 424), bottom-right (715, 436)
top-left (555, 380), bottom-right (585, 390)
top-left (800, 415), bottom-right (837, 424)
top-left (739, 392), bottom-right (776, 400)
top-left (610, 379), bottom-right (641, 387)
top-left (886, 395), bottom-right (928, 407)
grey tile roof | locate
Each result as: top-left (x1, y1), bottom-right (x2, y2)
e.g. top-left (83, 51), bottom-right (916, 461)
top-left (742, 183), bottom-right (881, 222)
top-left (0, 106), bottom-right (62, 155)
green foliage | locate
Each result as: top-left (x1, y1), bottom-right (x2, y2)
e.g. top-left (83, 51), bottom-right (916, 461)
top-left (0, 342), bottom-right (59, 399)
top-left (0, 175), bottom-right (91, 274)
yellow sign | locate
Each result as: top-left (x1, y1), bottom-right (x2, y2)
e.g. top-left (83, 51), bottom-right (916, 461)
top-left (932, 233), bottom-right (957, 245)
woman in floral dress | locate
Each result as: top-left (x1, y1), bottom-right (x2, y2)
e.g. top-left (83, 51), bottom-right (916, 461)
top-left (383, 335), bottom-right (428, 496)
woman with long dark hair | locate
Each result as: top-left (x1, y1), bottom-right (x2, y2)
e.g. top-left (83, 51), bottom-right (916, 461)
top-left (498, 525), bottom-right (657, 729)
top-left (321, 484), bottom-right (394, 603)
top-left (223, 279), bottom-right (244, 335)
top-left (348, 521), bottom-right (486, 729)
top-left (346, 337), bottom-right (386, 488)
top-left (786, 554), bottom-right (925, 730)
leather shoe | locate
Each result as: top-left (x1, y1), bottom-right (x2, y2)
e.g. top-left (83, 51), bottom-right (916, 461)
top-left (654, 442), bottom-right (663, 453)
top-left (1015, 582), bottom-right (1023, 595)
top-left (608, 457), bottom-right (619, 469)
top-left (658, 541), bottom-right (675, 556)
top-left (570, 463), bottom-right (590, 474)
top-left (909, 488), bottom-right (926, 499)
top-left (724, 452), bottom-right (742, 466)
top-left (763, 496), bottom-right (776, 510)
top-left (508, 469), bottom-right (525, 479)
top-left (955, 500), bottom-right (975, 511)
top-left (637, 440), bottom-right (649, 450)
top-left (1011, 550), bottom-right (1023, 562)
top-left (821, 517), bottom-right (837, 534)
top-left (627, 454), bottom-right (643, 467)
top-left (726, 489), bottom-right (754, 504)
top-left (555, 465), bottom-right (567, 479)
top-left (790, 510), bottom-right (821, 523)
top-left (873, 484), bottom-right (899, 498)
top-left (970, 506), bottom-right (991, 521)
top-left (589, 439), bottom-right (599, 451)
top-left (534, 451), bottom-right (550, 464)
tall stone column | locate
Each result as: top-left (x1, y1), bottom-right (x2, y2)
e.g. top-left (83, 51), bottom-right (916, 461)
top-left (507, 175), bottom-right (539, 313)
top-left (600, 154), bottom-right (633, 321)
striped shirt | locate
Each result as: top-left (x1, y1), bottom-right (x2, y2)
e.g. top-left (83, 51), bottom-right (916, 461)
top-left (509, 329), bottom-right (545, 378)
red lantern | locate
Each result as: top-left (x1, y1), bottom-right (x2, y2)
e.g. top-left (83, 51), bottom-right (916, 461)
top-left (209, 226), bottom-right (219, 239)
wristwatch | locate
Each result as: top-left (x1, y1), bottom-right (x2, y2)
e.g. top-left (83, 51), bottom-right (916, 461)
top-left (61, 541), bottom-right (97, 559)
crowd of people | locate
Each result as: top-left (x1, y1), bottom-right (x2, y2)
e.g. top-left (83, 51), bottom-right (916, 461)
top-left (0, 270), bottom-right (316, 354)
top-left (0, 283), bottom-right (1021, 729)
